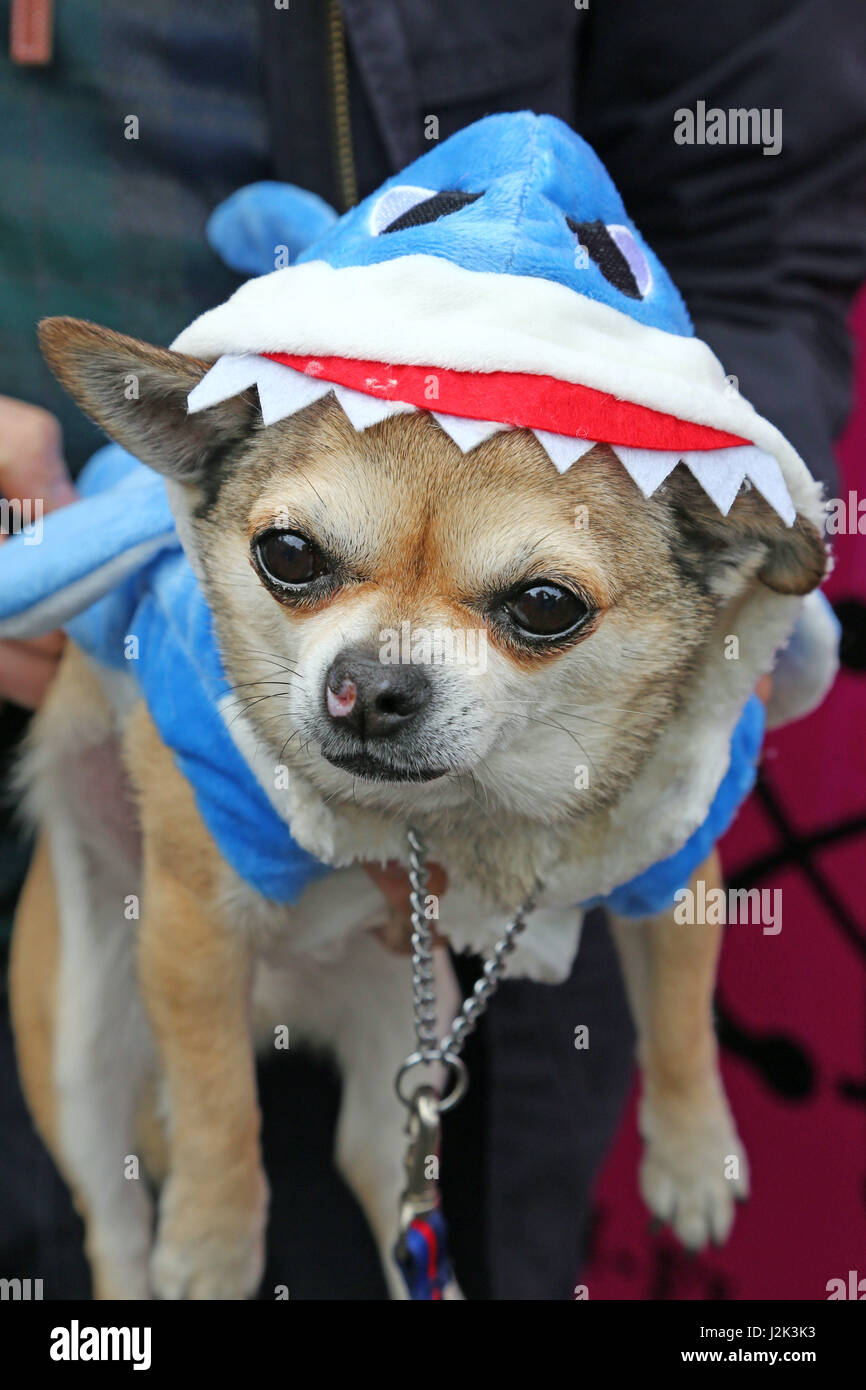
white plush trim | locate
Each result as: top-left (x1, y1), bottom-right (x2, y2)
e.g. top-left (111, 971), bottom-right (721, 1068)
top-left (172, 256), bottom-right (824, 529)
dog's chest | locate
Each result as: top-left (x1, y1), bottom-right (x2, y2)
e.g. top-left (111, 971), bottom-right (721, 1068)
top-left (221, 862), bottom-right (584, 1050)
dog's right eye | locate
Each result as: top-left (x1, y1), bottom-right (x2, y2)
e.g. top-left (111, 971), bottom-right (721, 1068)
top-left (502, 582), bottom-right (591, 639)
top-left (254, 530), bottom-right (328, 589)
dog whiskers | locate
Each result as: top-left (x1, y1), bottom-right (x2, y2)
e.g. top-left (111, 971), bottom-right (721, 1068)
top-left (228, 676), bottom-right (304, 692)
top-left (490, 708), bottom-right (598, 772)
top-left (221, 690), bottom-right (298, 722)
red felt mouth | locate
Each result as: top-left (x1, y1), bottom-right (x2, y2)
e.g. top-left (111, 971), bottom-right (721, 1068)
top-left (263, 352), bottom-right (749, 452)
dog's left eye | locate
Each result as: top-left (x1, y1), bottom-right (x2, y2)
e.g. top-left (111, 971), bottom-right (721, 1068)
top-left (254, 530), bottom-right (328, 588)
top-left (503, 583), bottom-right (590, 638)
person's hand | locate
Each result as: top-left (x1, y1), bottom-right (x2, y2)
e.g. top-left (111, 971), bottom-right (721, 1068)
top-left (0, 396), bottom-right (77, 709)
top-left (363, 859), bottom-right (448, 953)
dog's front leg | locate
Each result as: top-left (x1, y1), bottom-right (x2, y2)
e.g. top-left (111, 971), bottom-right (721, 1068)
top-left (124, 701), bottom-right (268, 1303)
top-left (138, 850), bottom-right (266, 1300)
top-left (609, 851), bottom-right (749, 1249)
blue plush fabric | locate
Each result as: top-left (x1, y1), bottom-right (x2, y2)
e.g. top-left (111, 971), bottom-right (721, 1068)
top-left (587, 695), bottom-right (766, 917)
top-left (295, 112), bottom-right (693, 337)
top-left (207, 181), bottom-right (338, 277)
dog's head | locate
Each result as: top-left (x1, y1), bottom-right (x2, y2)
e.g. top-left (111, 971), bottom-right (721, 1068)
top-left (40, 318), bottom-right (826, 834)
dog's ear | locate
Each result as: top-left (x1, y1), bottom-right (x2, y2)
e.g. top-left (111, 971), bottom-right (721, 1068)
top-left (665, 466), bottom-right (828, 597)
top-left (39, 317), bottom-right (257, 485)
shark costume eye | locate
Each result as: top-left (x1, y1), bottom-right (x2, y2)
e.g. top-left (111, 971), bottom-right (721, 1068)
top-left (370, 184), bottom-right (483, 236)
top-left (566, 218), bottom-right (652, 299)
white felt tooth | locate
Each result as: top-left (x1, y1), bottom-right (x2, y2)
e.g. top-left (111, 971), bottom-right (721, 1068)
top-left (187, 354), bottom-right (263, 414)
top-left (532, 430), bottom-right (597, 474)
top-left (612, 446), bottom-right (683, 497)
top-left (740, 446), bottom-right (797, 526)
top-left (432, 413), bottom-right (508, 452)
top-left (333, 384), bottom-right (416, 432)
top-left (255, 360), bottom-right (333, 426)
top-left (682, 449), bottom-right (747, 515)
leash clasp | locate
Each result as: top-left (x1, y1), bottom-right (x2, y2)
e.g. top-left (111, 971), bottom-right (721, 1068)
top-left (394, 1083), bottom-right (456, 1298)
top-left (396, 1083), bottom-right (441, 1252)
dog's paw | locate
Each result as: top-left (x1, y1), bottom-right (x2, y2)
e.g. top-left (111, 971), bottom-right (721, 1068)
top-left (638, 1085), bottom-right (749, 1250)
top-left (150, 1174), bottom-right (267, 1300)
top-left (90, 1254), bottom-right (153, 1301)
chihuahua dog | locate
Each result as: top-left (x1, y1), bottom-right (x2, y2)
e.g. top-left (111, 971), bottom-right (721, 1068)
top-left (9, 318), bottom-right (826, 1299)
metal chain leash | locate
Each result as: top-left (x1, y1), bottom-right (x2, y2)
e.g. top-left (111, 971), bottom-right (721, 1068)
top-left (393, 824), bottom-right (540, 1294)
top-left (396, 823), bottom-right (538, 1113)
top-left (406, 825), bottom-right (439, 1057)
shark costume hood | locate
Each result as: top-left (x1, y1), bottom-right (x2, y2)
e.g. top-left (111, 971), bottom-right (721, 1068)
top-left (0, 113), bottom-right (838, 956)
top-left (177, 112), bottom-right (815, 525)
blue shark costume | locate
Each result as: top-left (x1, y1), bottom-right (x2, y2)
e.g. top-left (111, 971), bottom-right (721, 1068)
top-left (0, 114), bottom-right (837, 913)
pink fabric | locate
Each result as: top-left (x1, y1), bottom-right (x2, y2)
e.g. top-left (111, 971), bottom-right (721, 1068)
top-left (584, 292), bottom-right (866, 1301)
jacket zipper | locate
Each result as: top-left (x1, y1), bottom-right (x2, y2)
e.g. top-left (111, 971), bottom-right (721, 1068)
top-left (327, 0), bottom-right (359, 211)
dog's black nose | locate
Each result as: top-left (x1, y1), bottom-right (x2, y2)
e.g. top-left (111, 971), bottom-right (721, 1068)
top-left (324, 647), bottom-right (431, 739)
